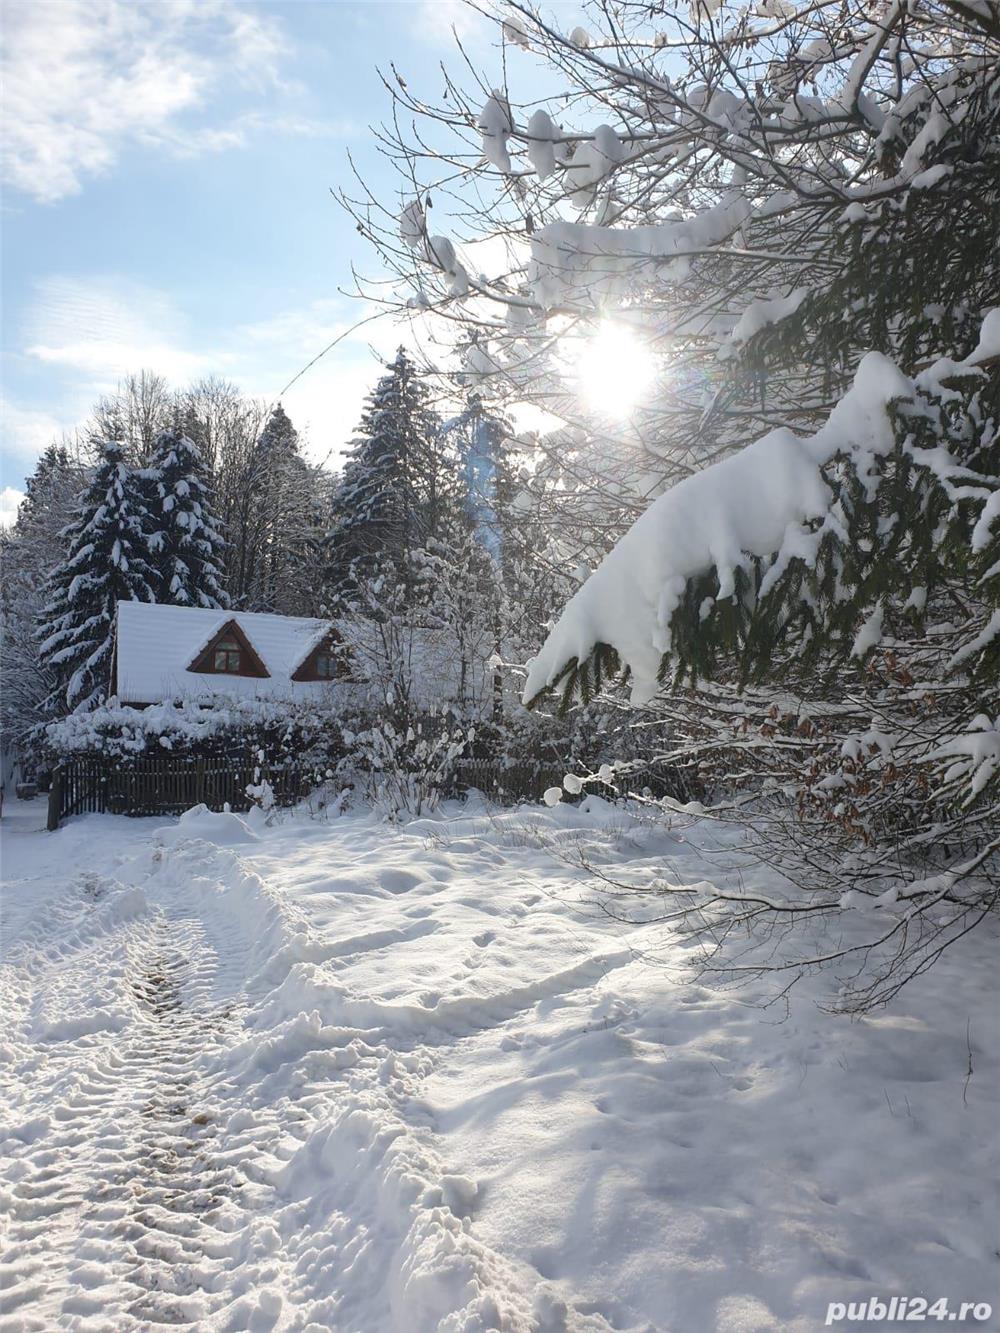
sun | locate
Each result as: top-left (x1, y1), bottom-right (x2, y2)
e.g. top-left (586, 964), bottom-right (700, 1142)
top-left (575, 322), bottom-right (655, 417)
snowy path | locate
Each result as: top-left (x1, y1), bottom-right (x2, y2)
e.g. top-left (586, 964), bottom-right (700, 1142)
top-left (2, 798), bottom-right (998, 1331)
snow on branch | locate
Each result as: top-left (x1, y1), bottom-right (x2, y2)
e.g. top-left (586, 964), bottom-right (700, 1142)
top-left (524, 350), bottom-right (914, 705)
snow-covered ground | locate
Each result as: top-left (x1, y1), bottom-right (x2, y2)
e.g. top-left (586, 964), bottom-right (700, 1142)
top-left (2, 795), bottom-right (997, 1331)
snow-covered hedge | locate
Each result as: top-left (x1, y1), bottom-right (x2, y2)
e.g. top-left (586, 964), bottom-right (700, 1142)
top-left (44, 695), bottom-right (342, 762)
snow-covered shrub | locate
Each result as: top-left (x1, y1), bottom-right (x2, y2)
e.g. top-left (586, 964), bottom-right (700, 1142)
top-left (462, 704), bottom-right (700, 806)
top-left (245, 749), bottom-right (279, 825)
top-left (343, 708), bottom-right (472, 819)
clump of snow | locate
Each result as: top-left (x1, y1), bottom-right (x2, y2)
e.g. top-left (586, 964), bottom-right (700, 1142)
top-left (400, 198), bottom-right (425, 248)
top-left (502, 16), bottom-right (530, 49)
top-left (525, 109), bottom-right (558, 181)
top-left (479, 91), bottom-right (513, 174)
top-left (542, 786), bottom-right (563, 806)
top-left (730, 287), bottom-right (808, 344)
top-left (157, 803), bottom-right (259, 847)
top-left (851, 603), bottom-right (884, 658)
top-left (528, 196), bottom-right (751, 307)
top-left (966, 307), bottom-right (1000, 366)
top-left (566, 124), bottom-right (624, 210)
top-left (935, 714), bottom-right (1000, 801)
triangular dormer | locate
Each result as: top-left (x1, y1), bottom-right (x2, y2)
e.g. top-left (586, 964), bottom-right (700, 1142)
top-left (291, 629), bottom-right (350, 682)
top-left (187, 619), bottom-right (269, 679)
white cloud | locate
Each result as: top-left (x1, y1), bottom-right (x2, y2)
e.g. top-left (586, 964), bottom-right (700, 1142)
top-left (1, 398), bottom-right (72, 475)
top-left (24, 275), bottom-right (222, 387)
top-left (0, 486), bottom-right (26, 529)
top-left (239, 300), bottom-right (356, 363)
top-left (1, 0), bottom-right (293, 203)
top-left (236, 298), bottom-right (411, 468)
top-left (410, 0), bottom-right (486, 44)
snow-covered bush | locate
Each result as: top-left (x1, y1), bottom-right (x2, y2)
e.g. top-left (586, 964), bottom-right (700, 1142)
top-left (343, 708), bottom-right (473, 819)
top-left (245, 749), bottom-right (279, 825)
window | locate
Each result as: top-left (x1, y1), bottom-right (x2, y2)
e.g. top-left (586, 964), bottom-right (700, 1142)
top-left (187, 620), bottom-right (269, 679)
top-left (291, 635), bottom-right (352, 682)
top-left (212, 635), bottom-right (242, 673)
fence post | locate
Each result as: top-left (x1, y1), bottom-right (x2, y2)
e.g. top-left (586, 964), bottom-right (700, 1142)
top-left (47, 766), bottom-right (62, 832)
top-left (195, 756), bottom-right (206, 806)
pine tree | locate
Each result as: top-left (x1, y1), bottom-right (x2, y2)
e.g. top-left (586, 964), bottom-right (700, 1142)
top-left (249, 404), bottom-right (317, 613)
top-left (326, 349), bottom-right (443, 599)
top-left (1, 444), bottom-right (84, 752)
top-left (37, 440), bottom-right (158, 714)
top-left (146, 429), bottom-right (229, 609)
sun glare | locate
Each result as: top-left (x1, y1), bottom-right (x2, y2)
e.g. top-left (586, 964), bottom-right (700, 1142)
top-left (576, 322), bottom-right (655, 417)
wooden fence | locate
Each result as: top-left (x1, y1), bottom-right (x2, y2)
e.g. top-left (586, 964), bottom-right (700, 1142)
top-left (46, 752), bottom-right (697, 830)
top-left (452, 758), bottom-right (566, 804)
top-left (47, 756), bottom-right (310, 830)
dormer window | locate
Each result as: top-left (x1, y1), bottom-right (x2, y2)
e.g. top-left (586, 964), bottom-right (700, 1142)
top-left (213, 635), bottom-right (243, 673)
top-left (188, 619), bottom-right (269, 679)
top-left (291, 631), bottom-right (350, 682)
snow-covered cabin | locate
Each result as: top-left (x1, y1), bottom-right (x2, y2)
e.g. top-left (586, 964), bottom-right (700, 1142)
top-left (113, 602), bottom-right (352, 706)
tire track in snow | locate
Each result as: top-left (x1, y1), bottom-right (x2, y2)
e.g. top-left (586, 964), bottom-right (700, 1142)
top-left (1, 906), bottom-right (259, 1330)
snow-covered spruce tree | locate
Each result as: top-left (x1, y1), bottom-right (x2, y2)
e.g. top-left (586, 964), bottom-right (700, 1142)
top-left (37, 440), bottom-right (158, 715)
top-left (325, 349), bottom-right (446, 601)
top-left (243, 404), bottom-right (320, 614)
top-left (174, 382), bottom-right (328, 614)
top-left (146, 429), bottom-right (229, 609)
top-left (1, 444), bottom-right (85, 756)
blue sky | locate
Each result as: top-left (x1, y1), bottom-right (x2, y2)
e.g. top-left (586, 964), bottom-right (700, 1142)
top-left (1, 0), bottom-right (529, 523)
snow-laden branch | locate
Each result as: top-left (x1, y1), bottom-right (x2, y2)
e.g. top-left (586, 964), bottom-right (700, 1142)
top-left (524, 349), bottom-right (913, 704)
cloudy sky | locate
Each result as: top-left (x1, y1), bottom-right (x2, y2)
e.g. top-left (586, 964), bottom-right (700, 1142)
top-left (0, 0), bottom-right (521, 525)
